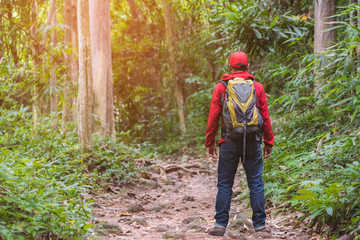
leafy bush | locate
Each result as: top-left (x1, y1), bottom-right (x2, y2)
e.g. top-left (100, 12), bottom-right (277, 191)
top-left (264, 3), bottom-right (360, 237)
top-left (0, 109), bottom-right (139, 239)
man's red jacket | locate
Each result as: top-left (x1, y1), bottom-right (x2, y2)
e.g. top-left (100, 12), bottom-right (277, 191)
top-left (205, 72), bottom-right (274, 147)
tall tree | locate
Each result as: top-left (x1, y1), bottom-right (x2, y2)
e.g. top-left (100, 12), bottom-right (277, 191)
top-left (358, 0), bottom-right (360, 28)
top-left (48, 0), bottom-right (58, 122)
top-left (162, 0), bottom-right (187, 135)
top-left (4, 1), bottom-right (20, 65)
top-left (63, 0), bottom-right (78, 127)
top-left (314, 0), bottom-right (336, 91)
top-left (127, 0), bottom-right (140, 24)
top-left (31, 0), bottom-right (41, 131)
top-left (126, 0), bottom-right (142, 41)
top-left (350, 0), bottom-right (357, 26)
top-left (89, 0), bottom-right (115, 137)
top-left (77, 0), bottom-right (93, 151)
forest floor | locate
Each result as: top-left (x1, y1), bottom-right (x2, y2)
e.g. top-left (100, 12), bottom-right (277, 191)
top-left (89, 155), bottom-right (323, 240)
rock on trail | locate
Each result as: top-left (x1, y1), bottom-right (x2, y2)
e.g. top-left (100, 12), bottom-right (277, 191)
top-left (88, 155), bottom-right (320, 240)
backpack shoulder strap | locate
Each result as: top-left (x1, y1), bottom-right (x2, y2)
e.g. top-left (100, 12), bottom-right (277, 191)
top-left (219, 80), bottom-right (228, 106)
top-left (220, 80), bottom-right (228, 87)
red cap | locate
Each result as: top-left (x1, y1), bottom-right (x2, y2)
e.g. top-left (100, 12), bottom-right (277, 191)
top-left (229, 51), bottom-right (248, 68)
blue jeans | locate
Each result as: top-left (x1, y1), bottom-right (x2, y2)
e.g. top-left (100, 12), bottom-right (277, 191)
top-left (215, 139), bottom-right (266, 230)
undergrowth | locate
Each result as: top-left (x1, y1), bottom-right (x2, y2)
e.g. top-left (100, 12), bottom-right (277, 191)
top-left (263, 5), bottom-right (360, 238)
top-left (0, 110), bottom-right (139, 239)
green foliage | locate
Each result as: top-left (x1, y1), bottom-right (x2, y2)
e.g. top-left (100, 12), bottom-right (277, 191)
top-left (124, 0), bottom-right (314, 155)
top-left (264, 2), bottom-right (360, 236)
top-left (0, 108), bottom-right (139, 239)
top-left (292, 165), bottom-right (360, 231)
top-left (185, 77), bottom-right (214, 146)
top-left (207, 0), bottom-right (314, 105)
top-left (265, 112), bottom-right (360, 234)
top-left (1, 0), bottom-right (360, 238)
top-left (110, 0), bottom-right (217, 154)
top-left (210, 0), bottom-right (311, 57)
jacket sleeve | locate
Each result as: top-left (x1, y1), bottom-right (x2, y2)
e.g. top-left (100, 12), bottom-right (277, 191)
top-left (255, 82), bottom-right (274, 147)
top-left (205, 83), bottom-right (224, 147)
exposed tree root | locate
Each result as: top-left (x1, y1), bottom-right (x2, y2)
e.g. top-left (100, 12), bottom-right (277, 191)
top-left (157, 163), bottom-right (210, 176)
top-left (135, 159), bottom-right (211, 182)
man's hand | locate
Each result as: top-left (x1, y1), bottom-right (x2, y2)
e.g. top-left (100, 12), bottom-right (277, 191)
top-left (263, 145), bottom-right (273, 158)
top-left (207, 144), bottom-right (218, 158)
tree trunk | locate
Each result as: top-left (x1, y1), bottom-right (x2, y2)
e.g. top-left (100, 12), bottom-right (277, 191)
top-left (162, 0), bottom-right (186, 136)
top-left (358, 0), bottom-right (360, 29)
top-left (357, 0), bottom-right (360, 72)
top-left (314, 0), bottom-right (336, 53)
top-left (350, 0), bottom-right (356, 26)
top-left (70, 0), bottom-right (78, 122)
top-left (127, 0), bottom-right (140, 22)
top-left (77, 0), bottom-right (93, 151)
top-left (126, 0), bottom-right (141, 39)
top-left (314, 0), bottom-right (336, 92)
top-left (5, 2), bottom-right (19, 65)
top-left (49, 0), bottom-right (58, 125)
top-left (31, 0), bottom-right (41, 132)
top-left (63, 0), bottom-right (78, 128)
top-left (89, 0), bottom-right (115, 137)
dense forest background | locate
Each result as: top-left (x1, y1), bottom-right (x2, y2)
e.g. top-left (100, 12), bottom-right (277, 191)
top-left (0, 0), bottom-right (359, 239)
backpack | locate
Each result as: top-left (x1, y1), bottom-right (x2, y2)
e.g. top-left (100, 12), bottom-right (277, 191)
top-left (220, 78), bottom-right (263, 162)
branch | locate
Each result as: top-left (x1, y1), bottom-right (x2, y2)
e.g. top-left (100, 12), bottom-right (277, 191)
top-left (3, 12), bottom-right (70, 79)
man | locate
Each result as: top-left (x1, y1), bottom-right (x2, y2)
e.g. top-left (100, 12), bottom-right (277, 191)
top-left (205, 51), bottom-right (274, 236)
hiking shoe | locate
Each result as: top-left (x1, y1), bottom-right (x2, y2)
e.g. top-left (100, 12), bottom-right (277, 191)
top-left (255, 226), bottom-right (271, 233)
top-left (208, 227), bottom-right (226, 236)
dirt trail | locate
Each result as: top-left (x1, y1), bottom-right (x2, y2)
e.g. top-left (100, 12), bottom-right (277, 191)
top-left (91, 155), bottom-right (320, 240)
